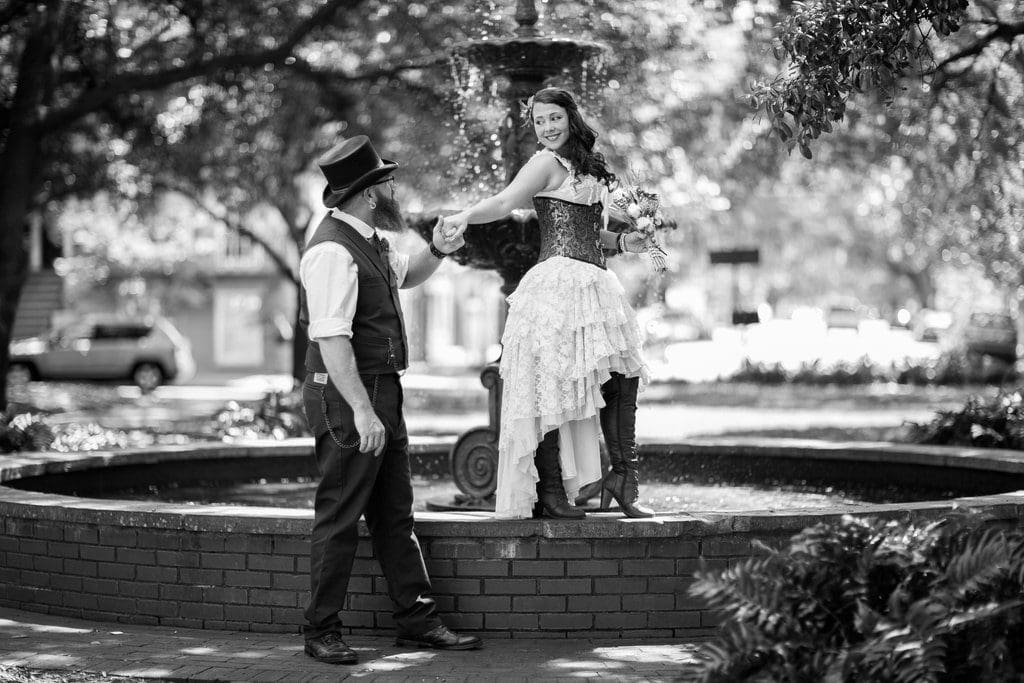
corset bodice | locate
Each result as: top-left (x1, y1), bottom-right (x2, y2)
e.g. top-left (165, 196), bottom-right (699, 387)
top-left (534, 196), bottom-right (606, 269)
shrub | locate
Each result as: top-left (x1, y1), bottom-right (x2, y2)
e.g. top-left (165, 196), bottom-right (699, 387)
top-left (685, 510), bottom-right (1024, 682)
top-left (894, 349), bottom-right (980, 386)
top-left (49, 423), bottom-right (133, 452)
top-left (729, 357), bottom-right (886, 385)
top-left (0, 412), bottom-right (55, 453)
top-left (909, 387), bottom-right (1024, 450)
top-left (205, 390), bottom-right (309, 441)
top-left (729, 351), bottom-right (1017, 386)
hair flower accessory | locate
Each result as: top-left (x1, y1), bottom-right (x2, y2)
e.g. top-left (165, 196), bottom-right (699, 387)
top-left (519, 95), bottom-right (535, 123)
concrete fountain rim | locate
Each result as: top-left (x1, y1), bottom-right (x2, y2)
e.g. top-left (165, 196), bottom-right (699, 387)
top-left (2, 436), bottom-right (1024, 538)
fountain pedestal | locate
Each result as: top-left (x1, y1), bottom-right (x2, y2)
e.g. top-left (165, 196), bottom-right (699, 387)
top-left (426, 364), bottom-right (502, 511)
top-left (422, 0), bottom-right (608, 509)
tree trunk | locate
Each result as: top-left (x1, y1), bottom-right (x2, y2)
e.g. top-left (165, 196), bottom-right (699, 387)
top-left (0, 113), bottom-right (40, 413)
top-left (1017, 281), bottom-right (1024, 369)
top-left (0, 3), bottom-right (59, 411)
top-left (271, 198), bottom-right (313, 385)
top-left (292, 300), bottom-right (308, 384)
top-left (887, 258), bottom-right (936, 311)
top-left (905, 268), bottom-right (936, 310)
top-left (0, 198), bottom-right (31, 412)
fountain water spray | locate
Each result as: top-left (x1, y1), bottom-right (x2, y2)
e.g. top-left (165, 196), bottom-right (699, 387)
top-left (420, 0), bottom-right (610, 510)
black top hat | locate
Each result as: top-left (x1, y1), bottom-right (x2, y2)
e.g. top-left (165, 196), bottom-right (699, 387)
top-left (318, 135), bottom-right (399, 208)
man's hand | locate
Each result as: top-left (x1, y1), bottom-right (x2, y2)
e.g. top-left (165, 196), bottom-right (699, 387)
top-left (353, 408), bottom-right (386, 457)
top-left (434, 216), bottom-right (466, 254)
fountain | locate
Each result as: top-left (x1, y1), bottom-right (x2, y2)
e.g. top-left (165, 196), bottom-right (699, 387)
top-left (6, 0), bottom-right (1024, 642)
top-left (415, 0), bottom-right (610, 510)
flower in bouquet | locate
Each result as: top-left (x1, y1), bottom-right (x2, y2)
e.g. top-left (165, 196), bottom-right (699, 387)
top-left (613, 182), bottom-right (670, 273)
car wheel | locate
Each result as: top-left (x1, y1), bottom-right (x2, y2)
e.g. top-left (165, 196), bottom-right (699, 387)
top-left (6, 362), bottom-right (34, 386)
top-left (133, 362), bottom-right (164, 392)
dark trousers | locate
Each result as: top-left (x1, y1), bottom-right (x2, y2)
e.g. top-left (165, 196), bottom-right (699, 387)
top-left (301, 372), bottom-right (440, 640)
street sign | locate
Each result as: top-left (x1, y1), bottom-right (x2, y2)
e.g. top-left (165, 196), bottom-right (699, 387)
top-left (732, 310), bottom-right (760, 325)
top-left (709, 249), bottom-right (760, 265)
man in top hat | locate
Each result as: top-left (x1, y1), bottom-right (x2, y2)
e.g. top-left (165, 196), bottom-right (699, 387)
top-left (299, 135), bottom-right (480, 664)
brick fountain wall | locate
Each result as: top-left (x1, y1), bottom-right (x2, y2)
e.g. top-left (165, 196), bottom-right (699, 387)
top-left (2, 441), bottom-right (1023, 637)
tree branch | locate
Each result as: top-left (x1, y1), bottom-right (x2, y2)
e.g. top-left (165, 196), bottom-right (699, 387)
top-left (929, 20), bottom-right (1024, 74)
top-left (155, 179), bottom-right (298, 284)
top-left (284, 52), bottom-right (446, 85)
top-left (0, 0), bottom-right (33, 31)
top-left (38, 0), bottom-right (362, 134)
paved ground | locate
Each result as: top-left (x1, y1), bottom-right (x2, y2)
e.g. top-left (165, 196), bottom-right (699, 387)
top-left (0, 607), bottom-right (699, 682)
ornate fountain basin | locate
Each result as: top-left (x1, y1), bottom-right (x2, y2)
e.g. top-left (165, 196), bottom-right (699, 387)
top-left (452, 36), bottom-right (605, 80)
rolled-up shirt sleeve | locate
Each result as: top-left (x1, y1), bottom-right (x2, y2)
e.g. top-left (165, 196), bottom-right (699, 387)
top-left (299, 243), bottom-right (358, 340)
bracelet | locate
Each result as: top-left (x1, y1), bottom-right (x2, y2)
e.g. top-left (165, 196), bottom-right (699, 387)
top-left (617, 232), bottom-right (627, 254)
top-left (429, 241), bottom-right (448, 259)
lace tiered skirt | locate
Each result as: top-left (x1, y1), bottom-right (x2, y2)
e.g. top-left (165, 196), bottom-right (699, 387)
top-left (495, 256), bottom-right (649, 519)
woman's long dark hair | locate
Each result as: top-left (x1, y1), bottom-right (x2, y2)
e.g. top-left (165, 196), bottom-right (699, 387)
top-left (529, 87), bottom-right (617, 188)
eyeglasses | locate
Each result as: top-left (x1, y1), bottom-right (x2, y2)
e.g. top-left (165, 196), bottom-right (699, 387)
top-left (373, 177), bottom-right (396, 193)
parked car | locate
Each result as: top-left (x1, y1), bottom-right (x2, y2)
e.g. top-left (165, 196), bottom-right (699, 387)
top-left (958, 311), bottom-right (1018, 363)
top-left (825, 304), bottom-right (863, 330)
top-left (642, 308), bottom-right (710, 344)
top-left (7, 315), bottom-right (195, 391)
top-left (911, 309), bottom-right (954, 343)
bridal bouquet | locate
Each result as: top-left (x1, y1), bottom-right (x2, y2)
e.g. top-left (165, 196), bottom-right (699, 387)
top-left (613, 182), bottom-right (670, 273)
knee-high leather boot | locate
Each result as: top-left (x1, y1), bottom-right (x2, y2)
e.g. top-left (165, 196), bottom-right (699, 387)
top-left (599, 373), bottom-right (654, 518)
top-left (534, 429), bottom-right (585, 519)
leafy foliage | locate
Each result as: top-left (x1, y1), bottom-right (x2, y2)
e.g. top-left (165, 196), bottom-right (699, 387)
top-left (204, 390), bottom-right (309, 441)
top-left (0, 412), bottom-right (55, 453)
top-left (909, 387), bottom-right (1024, 450)
top-left (749, 0), bottom-right (1024, 303)
top-left (728, 351), bottom-right (1015, 386)
top-left (751, 0), bottom-right (970, 158)
top-left (49, 424), bottom-right (134, 453)
top-left (3, 387), bottom-right (309, 454)
top-left (685, 510), bottom-right (1024, 682)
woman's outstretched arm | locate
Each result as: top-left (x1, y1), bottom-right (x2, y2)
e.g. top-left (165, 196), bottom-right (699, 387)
top-left (442, 154), bottom-right (558, 242)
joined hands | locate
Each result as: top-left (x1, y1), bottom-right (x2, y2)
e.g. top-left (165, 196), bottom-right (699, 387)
top-left (432, 216), bottom-right (466, 255)
top-left (440, 213), bottom-right (469, 244)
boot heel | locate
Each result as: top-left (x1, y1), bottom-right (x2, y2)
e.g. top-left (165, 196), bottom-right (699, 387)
top-left (600, 486), bottom-right (613, 510)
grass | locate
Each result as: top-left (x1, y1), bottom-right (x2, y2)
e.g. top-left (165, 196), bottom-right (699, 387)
top-left (643, 380), bottom-right (1004, 410)
top-left (712, 424), bottom-right (913, 442)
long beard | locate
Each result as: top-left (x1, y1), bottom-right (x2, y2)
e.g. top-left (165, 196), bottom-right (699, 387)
top-left (373, 195), bottom-right (407, 235)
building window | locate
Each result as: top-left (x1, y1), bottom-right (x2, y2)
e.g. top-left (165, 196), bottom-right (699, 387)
top-left (213, 288), bottom-right (264, 366)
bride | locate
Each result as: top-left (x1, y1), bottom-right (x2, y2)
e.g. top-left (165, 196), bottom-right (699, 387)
top-left (442, 87), bottom-right (654, 520)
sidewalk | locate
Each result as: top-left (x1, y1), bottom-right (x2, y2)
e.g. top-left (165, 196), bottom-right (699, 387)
top-left (0, 607), bottom-right (699, 682)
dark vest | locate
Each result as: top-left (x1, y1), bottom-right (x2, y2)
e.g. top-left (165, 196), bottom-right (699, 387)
top-left (299, 214), bottom-right (408, 375)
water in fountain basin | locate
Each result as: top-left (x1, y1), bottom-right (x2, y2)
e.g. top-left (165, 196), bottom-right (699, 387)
top-left (97, 476), bottom-right (896, 514)
top-left (447, 35), bottom-right (608, 199)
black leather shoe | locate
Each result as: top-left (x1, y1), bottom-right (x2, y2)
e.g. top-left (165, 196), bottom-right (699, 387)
top-left (305, 632), bottom-right (357, 664)
top-left (396, 624), bottom-right (483, 650)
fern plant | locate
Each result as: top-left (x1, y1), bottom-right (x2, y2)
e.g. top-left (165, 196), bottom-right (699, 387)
top-left (909, 388), bottom-right (1024, 450)
top-left (685, 510), bottom-right (1024, 682)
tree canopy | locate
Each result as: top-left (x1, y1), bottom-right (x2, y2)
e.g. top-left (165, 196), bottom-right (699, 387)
top-left (753, 0), bottom-right (1023, 297)
top-left (2, 0), bottom-right (1022, 409)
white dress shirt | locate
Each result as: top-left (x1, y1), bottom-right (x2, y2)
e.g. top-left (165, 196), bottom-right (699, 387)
top-left (299, 211), bottom-right (410, 341)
